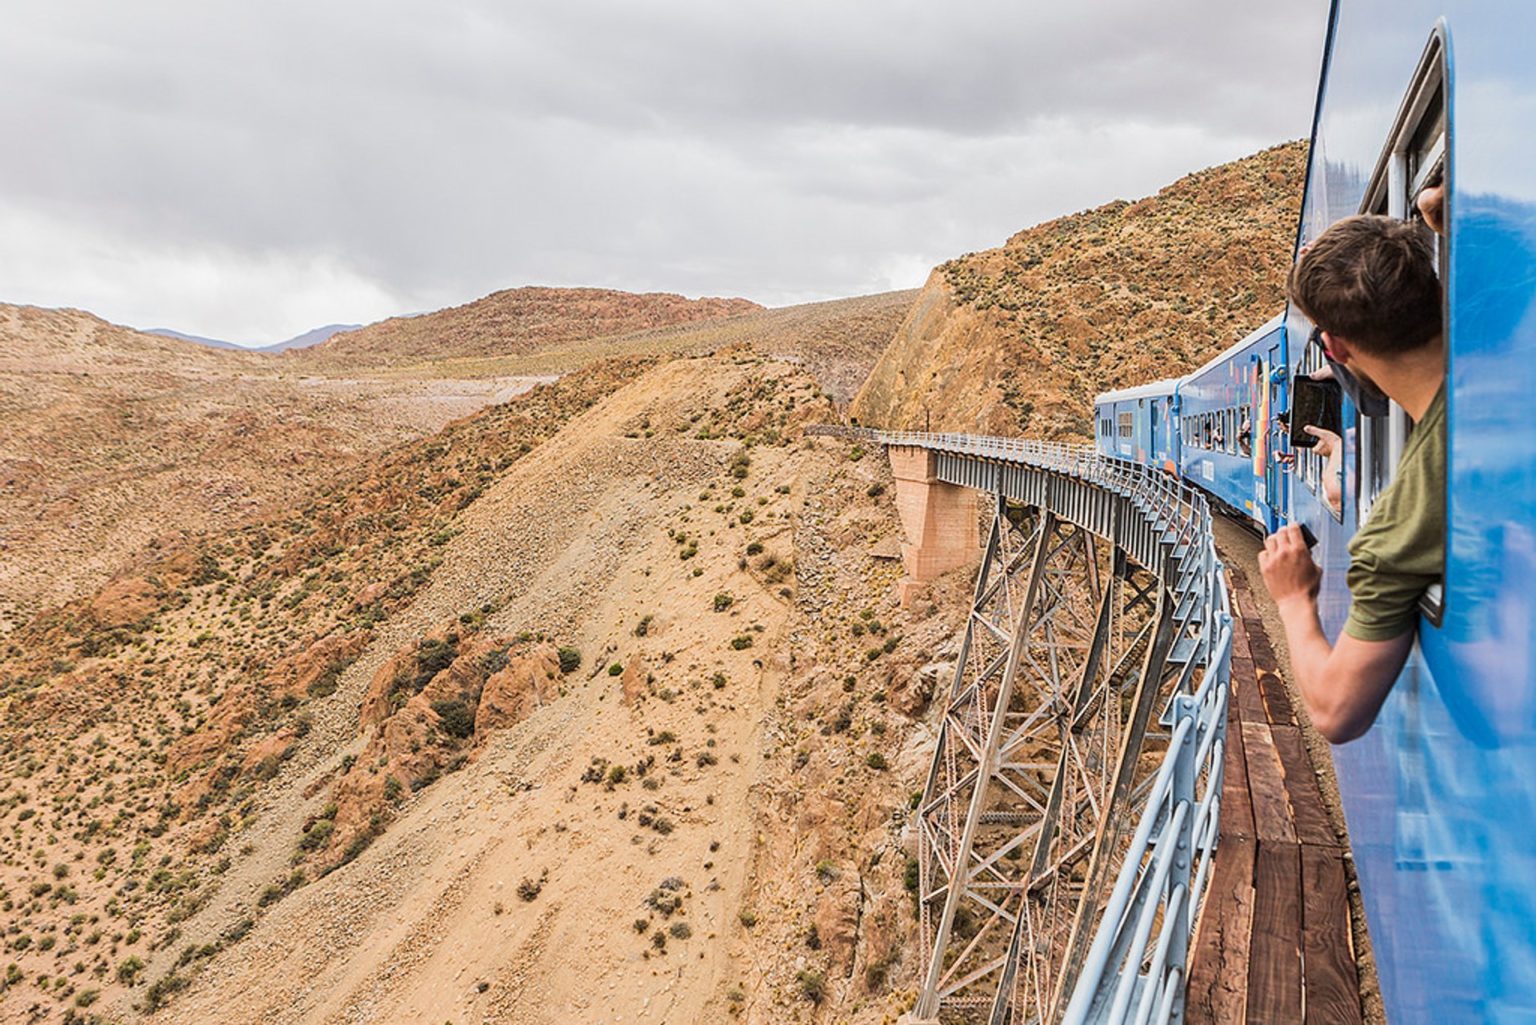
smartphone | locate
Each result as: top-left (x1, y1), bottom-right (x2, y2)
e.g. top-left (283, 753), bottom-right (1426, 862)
top-left (1289, 374), bottom-right (1342, 449)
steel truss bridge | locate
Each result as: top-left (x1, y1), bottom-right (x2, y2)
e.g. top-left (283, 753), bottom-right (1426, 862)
top-left (809, 428), bottom-right (1235, 1025)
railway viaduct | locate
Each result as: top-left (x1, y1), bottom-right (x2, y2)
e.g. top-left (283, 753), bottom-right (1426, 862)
top-left (812, 426), bottom-right (1360, 1025)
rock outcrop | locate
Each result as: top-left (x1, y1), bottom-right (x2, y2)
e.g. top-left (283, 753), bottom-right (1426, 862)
top-left (852, 141), bottom-right (1306, 438)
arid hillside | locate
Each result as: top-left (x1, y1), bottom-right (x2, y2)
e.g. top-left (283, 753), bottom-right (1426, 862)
top-left (0, 304), bottom-right (559, 627)
top-left (304, 286), bottom-right (763, 365)
top-left (852, 141), bottom-right (1306, 437)
top-left (0, 290), bottom-right (907, 631)
top-left (0, 346), bottom-right (958, 1025)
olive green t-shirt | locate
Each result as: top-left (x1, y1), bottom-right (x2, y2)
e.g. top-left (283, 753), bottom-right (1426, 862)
top-left (1343, 384), bottom-right (1446, 642)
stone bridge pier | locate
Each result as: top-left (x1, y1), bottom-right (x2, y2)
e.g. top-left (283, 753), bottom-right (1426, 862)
top-left (888, 445), bottom-right (981, 605)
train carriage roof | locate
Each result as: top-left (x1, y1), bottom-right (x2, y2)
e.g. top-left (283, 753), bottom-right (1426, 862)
top-left (1093, 378), bottom-right (1182, 406)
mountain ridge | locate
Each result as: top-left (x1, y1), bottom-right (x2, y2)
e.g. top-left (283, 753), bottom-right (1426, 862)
top-left (852, 140), bottom-right (1307, 438)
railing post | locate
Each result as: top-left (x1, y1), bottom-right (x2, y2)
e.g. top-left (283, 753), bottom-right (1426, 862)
top-left (1168, 691), bottom-right (1199, 1025)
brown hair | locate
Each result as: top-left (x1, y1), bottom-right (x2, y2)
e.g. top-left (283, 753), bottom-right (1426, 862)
top-left (1287, 215), bottom-right (1441, 355)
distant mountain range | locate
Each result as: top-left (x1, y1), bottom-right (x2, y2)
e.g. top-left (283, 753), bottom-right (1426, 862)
top-left (147, 323), bottom-right (362, 352)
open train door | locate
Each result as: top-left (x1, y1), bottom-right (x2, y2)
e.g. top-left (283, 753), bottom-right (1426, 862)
top-left (1257, 340), bottom-right (1288, 532)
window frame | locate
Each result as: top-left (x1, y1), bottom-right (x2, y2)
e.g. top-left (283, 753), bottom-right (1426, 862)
top-left (1353, 23), bottom-right (1449, 623)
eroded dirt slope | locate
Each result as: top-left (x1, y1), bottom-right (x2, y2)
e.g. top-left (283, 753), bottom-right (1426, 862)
top-left (2, 349), bottom-right (963, 1024)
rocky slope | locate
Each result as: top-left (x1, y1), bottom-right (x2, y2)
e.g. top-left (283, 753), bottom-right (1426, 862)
top-left (852, 141), bottom-right (1306, 438)
top-left (0, 344), bottom-right (961, 1024)
top-left (304, 286), bottom-right (762, 365)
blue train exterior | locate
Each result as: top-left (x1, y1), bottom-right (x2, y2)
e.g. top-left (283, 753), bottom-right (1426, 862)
top-left (1092, 378), bottom-right (1179, 469)
top-left (1093, 316), bottom-right (1289, 534)
top-left (1093, 2), bottom-right (1536, 1019)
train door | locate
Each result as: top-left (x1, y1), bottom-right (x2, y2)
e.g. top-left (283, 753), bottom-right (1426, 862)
top-left (1259, 342), bottom-right (1288, 531)
top-left (1149, 399), bottom-right (1161, 464)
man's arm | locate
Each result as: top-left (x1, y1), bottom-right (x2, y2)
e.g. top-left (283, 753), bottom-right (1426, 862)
top-left (1304, 426), bottom-right (1345, 516)
top-left (1259, 525), bottom-right (1414, 742)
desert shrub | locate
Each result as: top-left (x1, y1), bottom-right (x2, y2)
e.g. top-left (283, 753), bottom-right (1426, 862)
top-left (557, 647), bottom-right (582, 674)
top-left (646, 878), bottom-right (685, 916)
top-left (116, 956), bottom-right (145, 985)
top-left (797, 969), bottom-right (826, 1004)
top-left (608, 662), bottom-right (624, 677)
top-left (668, 921), bottom-right (692, 940)
top-left (866, 752), bottom-right (889, 770)
top-left (866, 483), bottom-right (886, 497)
top-left (712, 593), bottom-right (734, 612)
top-left (431, 698), bottom-right (475, 739)
top-left (729, 636), bottom-right (753, 651)
top-left (297, 819), bottom-right (334, 852)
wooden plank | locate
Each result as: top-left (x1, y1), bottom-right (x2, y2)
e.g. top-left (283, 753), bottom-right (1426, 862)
top-left (1234, 660), bottom-right (1270, 725)
top-left (1229, 611), bottom-right (1252, 658)
top-left (1248, 841), bottom-right (1304, 1024)
top-left (1220, 703), bottom-right (1256, 840)
top-left (1244, 619), bottom-right (1277, 666)
top-left (1186, 836), bottom-right (1257, 1025)
top-left (1258, 669), bottom-right (1299, 726)
top-left (1301, 845), bottom-right (1363, 1025)
top-left (1240, 722), bottom-right (1298, 845)
top-left (1270, 725), bottom-right (1337, 847)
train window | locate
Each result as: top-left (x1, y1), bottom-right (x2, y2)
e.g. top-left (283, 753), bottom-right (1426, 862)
top-left (1117, 412), bottom-right (1133, 439)
top-left (1354, 25), bottom-right (1449, 620)
top-left (1357, 33), bottom-right (1445, 524)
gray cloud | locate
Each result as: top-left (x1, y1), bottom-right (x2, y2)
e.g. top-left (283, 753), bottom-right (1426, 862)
top-left (0, 0), bottom-right (1328, 343)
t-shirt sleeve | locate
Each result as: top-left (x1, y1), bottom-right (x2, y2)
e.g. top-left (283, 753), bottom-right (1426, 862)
top-left (1343, 530), bottom-right (1436, 641)
top-left (1342, 410), bottom-right (1446, 642)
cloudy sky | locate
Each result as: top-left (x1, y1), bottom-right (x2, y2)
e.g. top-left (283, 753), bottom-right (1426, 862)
top-left (1, 1), bottom-right (1328, 346)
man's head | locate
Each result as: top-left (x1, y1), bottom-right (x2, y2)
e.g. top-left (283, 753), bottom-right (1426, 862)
top-left (1288, 214), bottom-right (1441, 358)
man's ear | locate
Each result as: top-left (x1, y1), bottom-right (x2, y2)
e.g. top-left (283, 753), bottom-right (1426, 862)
top-left (1321, 330), bottom-right (1352, 365)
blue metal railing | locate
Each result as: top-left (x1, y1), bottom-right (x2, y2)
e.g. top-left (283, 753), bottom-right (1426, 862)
top-left (808, 425), bottom-right (1233, 1025)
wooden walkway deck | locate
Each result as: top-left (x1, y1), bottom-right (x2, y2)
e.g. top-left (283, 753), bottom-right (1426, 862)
top-left (1185, 566), bottom-right (1364, 1025)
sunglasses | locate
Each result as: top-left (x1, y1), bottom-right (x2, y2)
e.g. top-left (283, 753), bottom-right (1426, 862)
top-left (1308, 325), bottom-right (1331, 358)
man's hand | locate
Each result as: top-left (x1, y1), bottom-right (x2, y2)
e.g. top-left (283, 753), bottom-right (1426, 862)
top-left (1303, 425), bottom-right (1340, 459)
top-left (1259, 524), bottom-right (1321, 605)
top-left (1417, 183), bottom-right (1446, 235)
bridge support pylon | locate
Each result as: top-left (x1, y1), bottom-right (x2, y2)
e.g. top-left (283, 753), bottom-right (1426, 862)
top-left (889, 444), bottom-right (981, 605)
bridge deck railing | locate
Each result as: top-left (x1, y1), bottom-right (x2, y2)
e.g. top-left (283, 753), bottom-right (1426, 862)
top-left (808, 424), bottom-right (1233, 1025)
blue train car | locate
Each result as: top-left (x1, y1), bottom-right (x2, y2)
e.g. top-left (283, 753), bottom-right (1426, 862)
top-left (1088, 4), bottom-right (1536, 1016)
top-left (1175, 314), bottom-right (1288, 532)
top-left (1280, 3), bottom-right (1536, 1020)
top-left (1092, 379), bottom-right (1179, 469)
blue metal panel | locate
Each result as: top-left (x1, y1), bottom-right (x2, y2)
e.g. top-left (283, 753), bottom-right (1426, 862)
top-left (1175, 323), bottom-right (1282, 530)
top-left (1297, 3), bottom-right (1536, 1021)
